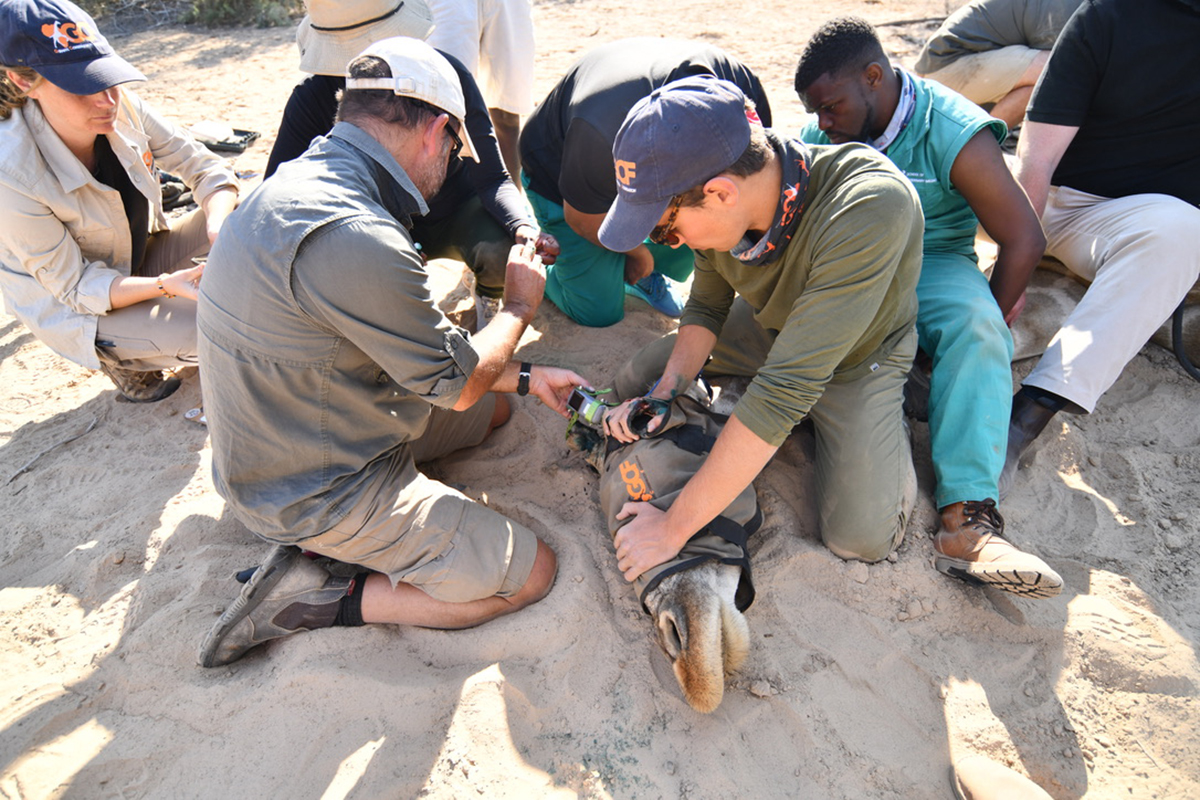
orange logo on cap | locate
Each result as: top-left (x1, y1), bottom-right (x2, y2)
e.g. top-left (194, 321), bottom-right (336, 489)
top-left (41, 20), bottom-right (94, 53)
top-left (615, 160), bottom-right (637, 186)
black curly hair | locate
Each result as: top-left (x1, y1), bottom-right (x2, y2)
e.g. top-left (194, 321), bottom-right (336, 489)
top-left (794, 16), bottom-right (888, 95)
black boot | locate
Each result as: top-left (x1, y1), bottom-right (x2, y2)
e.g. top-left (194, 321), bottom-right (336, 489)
top-left (902, 349), bottom-right (933, 422)
top-left (99, 362), bottom-right (181, 403)
top-left (998, 387), bottom-right (1066, 500)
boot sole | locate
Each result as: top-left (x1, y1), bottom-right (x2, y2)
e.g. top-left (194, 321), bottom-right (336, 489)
top-left (198, 545), bottom-right (301, 667)
top-left (935, 554), bottom-right (1063, 599)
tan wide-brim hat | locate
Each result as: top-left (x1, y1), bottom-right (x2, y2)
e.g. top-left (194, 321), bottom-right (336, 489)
top-left (296, 0), bottom-right (436, 77)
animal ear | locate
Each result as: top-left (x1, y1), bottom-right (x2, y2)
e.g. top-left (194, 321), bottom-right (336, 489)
top-left (657, 610), bottom-right (685, 659)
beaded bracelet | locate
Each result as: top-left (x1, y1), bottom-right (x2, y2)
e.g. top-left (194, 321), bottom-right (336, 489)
top-left (156, 274), bottom-right (175, 299)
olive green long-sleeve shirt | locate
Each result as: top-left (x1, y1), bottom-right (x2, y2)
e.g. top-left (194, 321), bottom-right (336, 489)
top-left (682, 142), bottom-right (923, 447)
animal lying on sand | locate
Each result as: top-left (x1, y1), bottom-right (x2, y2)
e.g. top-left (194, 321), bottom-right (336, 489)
top-left (568, 375), bottom-right (760, 713)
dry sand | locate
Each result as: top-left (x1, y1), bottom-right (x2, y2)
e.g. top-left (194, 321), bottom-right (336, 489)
top-left (2, 1), bottom-right (1198, 797)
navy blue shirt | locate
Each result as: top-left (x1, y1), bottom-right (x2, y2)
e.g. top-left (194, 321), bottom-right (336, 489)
top-left (265, 51), bottom-right (532, 237)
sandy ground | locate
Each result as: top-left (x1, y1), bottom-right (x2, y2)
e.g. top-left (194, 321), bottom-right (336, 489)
top-left (2, 1), bottom-right (1199, 797)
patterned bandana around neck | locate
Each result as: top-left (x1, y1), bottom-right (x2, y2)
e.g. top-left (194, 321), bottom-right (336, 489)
top-left (869, 69), bottom-right (916, 153)
top-left (731, 131), bottom-right (811, 267)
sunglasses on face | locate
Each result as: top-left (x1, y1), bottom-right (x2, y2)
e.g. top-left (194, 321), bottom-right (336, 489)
top-left (446, 122), bottom-right (463, 161)
top-left (649, 195), bottom-right (683, 245)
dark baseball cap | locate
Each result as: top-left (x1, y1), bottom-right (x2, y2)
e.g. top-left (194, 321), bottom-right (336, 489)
top-left (0, 0), bottom-right (145, 95)
top-left (599, 75), bottom-right (753, 254)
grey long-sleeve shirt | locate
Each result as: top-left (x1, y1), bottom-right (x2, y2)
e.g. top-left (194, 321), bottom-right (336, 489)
top-left (198, 123), bottom-right (479, 540)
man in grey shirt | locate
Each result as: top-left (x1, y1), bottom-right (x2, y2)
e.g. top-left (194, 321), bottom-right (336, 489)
top-left (195, 38), bottom-right (585, 668)
top-left (915, 0), bottom-right (1083, 127)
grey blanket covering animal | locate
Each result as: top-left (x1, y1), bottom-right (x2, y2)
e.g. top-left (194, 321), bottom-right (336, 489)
top-left (569, 374), bottom-right (761, 712)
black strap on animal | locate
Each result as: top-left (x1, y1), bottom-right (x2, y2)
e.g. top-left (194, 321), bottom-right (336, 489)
top-left (605, 393), bottom-right (728, 458)
top-left (639, 505), bottom-right (764, 613)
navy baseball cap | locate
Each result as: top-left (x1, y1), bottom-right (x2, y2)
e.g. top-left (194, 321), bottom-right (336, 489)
top-left (0, 0), bottom-right (145, 95)
top-left (599, 75), bottom-right (753, 253)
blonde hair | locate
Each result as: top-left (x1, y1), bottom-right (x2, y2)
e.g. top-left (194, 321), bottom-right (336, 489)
top-left (1, 66), bottom-right (42, 120)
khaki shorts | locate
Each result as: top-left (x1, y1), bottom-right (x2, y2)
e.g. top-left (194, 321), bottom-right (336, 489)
top-left (301, 395), bottom-right (538, 602)
top-left (922, 45), bottom-right (1041, 106)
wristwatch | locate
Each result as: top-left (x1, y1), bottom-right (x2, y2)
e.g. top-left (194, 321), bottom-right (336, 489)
top-left (517, 362), bottom-right (532, 396)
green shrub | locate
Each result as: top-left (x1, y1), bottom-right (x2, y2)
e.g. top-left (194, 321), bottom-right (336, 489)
top-left (185, 0), bottom-right (301, 27)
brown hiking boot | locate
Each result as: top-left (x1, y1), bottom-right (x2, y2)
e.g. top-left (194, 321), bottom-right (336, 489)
top-left (934, 500), bottom-right (1062, 598)
top-left (99, 362), bottom-right (181, 403)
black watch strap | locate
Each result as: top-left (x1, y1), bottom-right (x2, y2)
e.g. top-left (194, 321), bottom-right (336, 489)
top-left (517, 362), bottom-right (532, 396)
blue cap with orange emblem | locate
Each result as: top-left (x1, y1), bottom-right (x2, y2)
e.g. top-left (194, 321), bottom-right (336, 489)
top-left (0, 0), bottom-right (145, 95)
top-left (599, 74), bottom-right (753, 254)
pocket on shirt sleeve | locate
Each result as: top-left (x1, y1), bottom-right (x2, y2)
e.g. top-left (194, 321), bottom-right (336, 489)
top-left (429, 328), bottom-right (480, 398)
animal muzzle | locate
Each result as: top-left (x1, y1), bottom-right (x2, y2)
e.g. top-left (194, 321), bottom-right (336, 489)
top-left (647, 563), bottom-right (750, 713)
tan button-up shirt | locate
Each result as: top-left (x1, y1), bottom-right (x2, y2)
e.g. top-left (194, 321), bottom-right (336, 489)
top-left (0, 89), bottom-right (238, 368)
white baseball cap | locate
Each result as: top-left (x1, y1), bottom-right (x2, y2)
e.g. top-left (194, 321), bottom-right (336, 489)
top-left (345, 36), bottom-right (477, 161)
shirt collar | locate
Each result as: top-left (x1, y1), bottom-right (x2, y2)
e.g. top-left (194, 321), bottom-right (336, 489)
top-left (22, 101), bottom-right (94, 194)
top-left (328, 121), bottom-right (430, 217)
top-left (22, 94), bottom-right (149, 194)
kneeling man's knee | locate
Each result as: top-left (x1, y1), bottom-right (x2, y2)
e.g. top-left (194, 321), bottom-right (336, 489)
top-left (489, 393), bottom-right (512, 432)
top-left (510, 538), bottom-right (557, 608)
top-left (820, 476), bottom-right (913, 563)
top-left (825, 529), bottom-right (900, 564)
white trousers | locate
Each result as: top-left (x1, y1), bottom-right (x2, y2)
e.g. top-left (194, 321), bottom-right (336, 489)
top-left (1025, 185), bottom-right (1200, 412)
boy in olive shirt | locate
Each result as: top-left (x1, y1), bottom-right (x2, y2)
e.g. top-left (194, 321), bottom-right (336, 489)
top-left (595, 75), bottom-right (922, 581)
